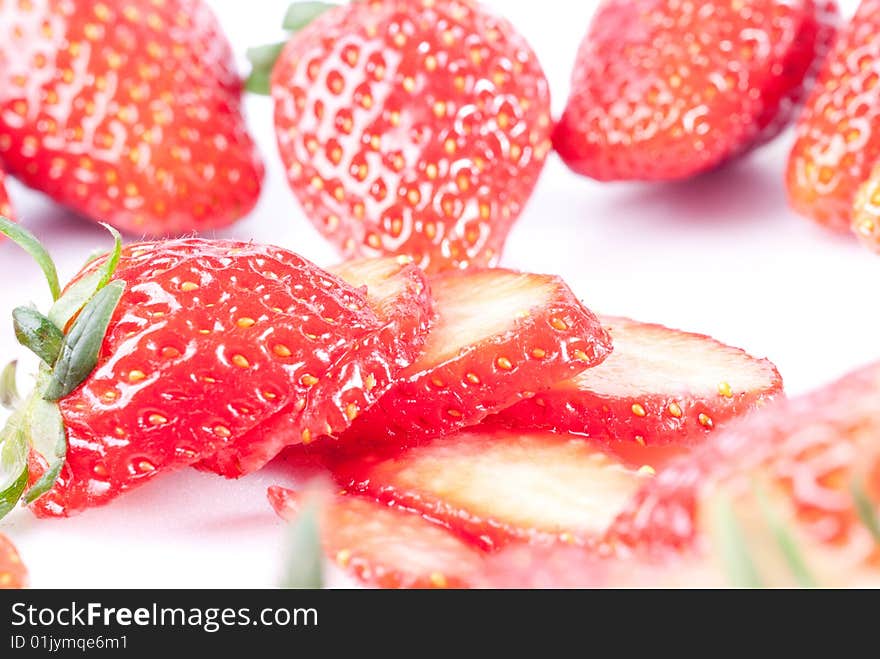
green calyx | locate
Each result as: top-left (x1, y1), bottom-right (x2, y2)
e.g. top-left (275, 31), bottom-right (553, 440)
top-left (281, 502), bottom-right (325, 589)
top-left (0, 217), bottom-right (126, 518)
top-left (245, 1), bottom-right (336, 95)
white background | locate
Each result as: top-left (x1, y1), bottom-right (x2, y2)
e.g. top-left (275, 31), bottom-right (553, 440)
top-left (1, 0), bottom-right (876, 587)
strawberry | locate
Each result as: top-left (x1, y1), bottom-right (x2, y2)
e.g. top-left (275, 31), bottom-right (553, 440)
top-left (787, 0), bottom-right (880, 235)
top-left (0, 533), bottom-right (26, 589)
top-left (269, 485), bottom-right (485, 588)
top-left (0, 167), bottom-right (14, 224)
top-left (0, 221), bottom-right (429, 517)
top-left (259, 0), bottom-right (552, 272)
top-left (334, 428), bottom-right (663, 551)
top-left (326, 268), bottom-right (611, 452)
top-left (607, 360), bottom-right (880, 585)
top-left (0, 0), bottom-right (263, 236)
top-left (853, 164), bottom-right (880, 252)
top-left (488, 316), bottom-right (782, 446)
top-left (195, 255), bottom-right (434, 477)
top-left (554, 0), bottom-right (837, 181)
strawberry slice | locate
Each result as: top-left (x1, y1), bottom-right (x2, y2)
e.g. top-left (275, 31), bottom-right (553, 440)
top-left (489, 317), bottom-right (782, 446)
top-left (0, 533), bottom-right (26, 589)
top-left (335, 429), bottom-right (659, 551)
top-left (336, 269), bottom-right (611, 449)
top-left (608, 360), bottom-right (880, 582)
top-left (269, 486), bottom-right (485, 589)
top-left (197, 256), bottom-right (434, 477)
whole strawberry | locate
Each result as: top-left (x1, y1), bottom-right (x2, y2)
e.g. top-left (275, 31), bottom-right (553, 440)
top-left (0, 0), bottom-right (264, 236)
top-left (787, 0), bottom-right (880, 240)
top-left (258, 0), bottom-right (552, 273)
top-left (0, 219), bottom-right (431, 517)
top-left (554, 0), bottom-right (837, 181)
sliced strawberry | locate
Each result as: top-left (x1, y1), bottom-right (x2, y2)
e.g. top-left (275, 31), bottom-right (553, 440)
top-left (335, 429), bottom-right (659, 551)
top-left (0, 534), bottom-right (26, 589)
top-left (196, 256), bottom-right (434, 478)
top-left (489, 317), bottom-right (782, 446)
top-left (269, 486), bottom-right (485, 589)
top-left (608, 360), bottom-right (880, 581)
top-left (335, 269), bottom-right (611, 450)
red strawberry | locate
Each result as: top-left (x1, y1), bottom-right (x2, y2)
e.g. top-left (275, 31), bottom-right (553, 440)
top-left (0, 167), bottom-right (14, 223)
top-left (554, 0), bottom-right (837, 181)
top-left (327, 268), bottom-right (611, 452)
top-left (489, 316), bottom-right (782, 446)
top-left (0, 223), bottom-right (429, 517)
top-left (334, 428), bottom-right (662, 551)
top-left (269, 485), bottom-right (485, 589)
top-left (787, 0), bottom-right (880, 234)
top-left (264, 0), bottom-right (552, 272)
top-left (196, 255), bottom-right (434, 477)
top-left (608, 361), bottom-right (880, 584)
top-left (0, 533), bottom-right (26, 589)
top-left (0, 0), bottom-right (263, 236)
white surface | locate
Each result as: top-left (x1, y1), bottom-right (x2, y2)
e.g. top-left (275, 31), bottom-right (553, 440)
top-left (1, 0), bottom-right (877, 588)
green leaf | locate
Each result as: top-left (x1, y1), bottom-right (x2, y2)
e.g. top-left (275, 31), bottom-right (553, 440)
top-left (48, 270), bottom-right (102, 330)
top-left (851, 479), bottom-right (880, 545)
top-left (246, 42), bottom-right (286, 70)
top-left (282, 1), bottom-right (334, 30)
top-left (47, 224), bottom-right (123, 330)
top-left (755, 486), bottom-right (817, 588)
top-left (0, 410), bottom-right (29, 519)
top-left (245, 67), bottom-right (273, 96)
top-left (44, 280), bottom-right (126, 401)
top-left (0, 216), bottom-right (61, 301)
top-left (0, 361), bottom-right (20, 410)
top-left (13, 306), bottom-right (64, 365)
top-left (708, 494), bottom-right (763, 588)
top-left (22, 391), bottom-right (66, 504)
top-left (281, 503), bottom-right (324, 589)
top-left (94, 223), bottom-right (122, 291)
top-left (82, 248), bottom-right (110, 268)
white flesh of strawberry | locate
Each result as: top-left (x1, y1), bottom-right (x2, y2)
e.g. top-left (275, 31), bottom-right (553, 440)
top-left (569, 316), bottom-right (779, 397)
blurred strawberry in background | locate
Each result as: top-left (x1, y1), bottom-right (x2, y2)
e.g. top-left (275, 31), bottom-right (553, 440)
top-left (0, 168), bottom-right (13, 224)
top-left (554, 0), bottom-right (837, 182)
top-left (0, 0), bottom-right (264, 237)
top-left (253, 0), bottom-right (552, 273)
top-left (0, 533), bottom-right (26, 589)
top-left (787, 0), bottom-right (880, 253)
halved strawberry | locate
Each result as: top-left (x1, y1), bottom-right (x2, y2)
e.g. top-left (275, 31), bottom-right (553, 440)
top-left (608, 360), bottom-right (880, 584)
top-left (489, 317), bottom-right (782, 446)
top-left (0, 533), bottom-right (26, 589)
top-left (335, 428), bottom-right (660, 551)
top-left (269, 486), bottom-right (485, 589)
top-left (196, 256), bottom-right (434, 477)
top-left (334, 269), bottom-right (611, 450)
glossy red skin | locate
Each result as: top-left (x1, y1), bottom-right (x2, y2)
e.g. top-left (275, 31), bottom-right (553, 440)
top-left (268, 486), bottom-right (485, 588)
top-left (196, 257), bottom-right (434, 477)
top-left (554, 0), bottom-right (836, 181)
top-left (271, 0), bottom-right (552, 273)
top-left (29, 240), bottom-right (409, 517)
top-left (0, 168), bottom-right (13, 223)
top-left (0, 534), bottom-right (27, 589)
top-left (787, 0), bottom-right (880, 233)
top-left (608, 361), bottom-right (880, 566)
top-left (488, 317), bottom-right (784, 446)
top-left (0, 0), bottom-right (263, 236)
top-left (332, 269), bottom-right (612, 453)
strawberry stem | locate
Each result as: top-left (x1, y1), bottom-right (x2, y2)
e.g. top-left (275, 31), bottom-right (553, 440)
top-left (0, 217), bottom-right (60, 301)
